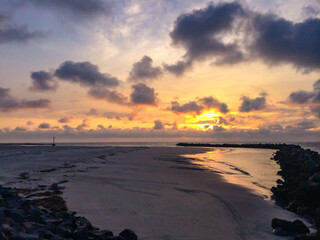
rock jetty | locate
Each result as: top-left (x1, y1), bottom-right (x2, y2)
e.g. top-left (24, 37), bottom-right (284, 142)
top-left (0, 185), bottom-right (138, 240)
top-left (176, 142), bottom-right (295, 149)
top-left (271, 145), bottom-right (320, 239)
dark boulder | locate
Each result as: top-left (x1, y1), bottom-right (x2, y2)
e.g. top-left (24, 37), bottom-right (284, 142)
top-left (119, 229), bottom-right (138, 240)
top-left (293, 220), bottom-right (310, 235)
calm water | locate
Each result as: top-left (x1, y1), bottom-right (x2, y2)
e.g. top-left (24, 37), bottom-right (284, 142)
top-left (184, 148), bottom-right (281, 199)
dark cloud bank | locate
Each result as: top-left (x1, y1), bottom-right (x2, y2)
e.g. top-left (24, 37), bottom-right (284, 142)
top-left (165, 2), bottom-right (320, 75)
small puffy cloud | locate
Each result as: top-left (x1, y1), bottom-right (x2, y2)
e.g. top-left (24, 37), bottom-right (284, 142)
top-left (163, 60), bottom-right (192, 76)
top-left (288, 90), bottom-right (316, 104)
top-left (54, 61), bottom-right (119, 88)
top-left (0, 87), bottom-right (51, 112)
top-left (88, 88), bottom-right (128, 105)
top-left (198, 96), bottom-right (229, 114)
top-left (130, 83), bottom-right (158, 106)
top-left (168, 96), bottom-right (229, 115)
top-left (239, 93), bottom-right (267, 112)
top-left (14, 127), bottom-right (27, 132)
top-left (76, 120), bottom-right (89, 131)
top-left (288, 79), bottom-right (320, 118)
top-left (128, 56), bottom-right (162, 82)
top-left (29, 71), bottom-right (58, 91)
top-left (38, 122), bottom-right (51, 129)
top-left (153, 120), bottom-right (164, 130)
top-left (58, 117), bottom-right (73, 123)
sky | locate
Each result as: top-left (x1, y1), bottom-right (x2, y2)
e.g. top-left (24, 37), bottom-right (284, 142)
top-left (0, 0), bottom-right (320, 143)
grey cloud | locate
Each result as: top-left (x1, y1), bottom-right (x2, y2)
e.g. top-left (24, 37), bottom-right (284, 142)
top-left (88, 88), bottom-right (128, 105)
top-left (169, 101), bottom-right (203, 114)
top-left (29, 71), bottom-right (58, 91)
top-left (29, 0), bottom-right (111, 19)
top-left (239, 93), bottom-right (267, 112)
top-left (163, 60), bottom-right (192, 76)
top-left (14, 127), bottom-right (27, 132)
top-left (166, 2), bottom-right (245, 74)
top-left (166, 2), bottom-right (320, 75)
top-left (288, 79), bottom-right (320, 118)
top-left (169, 96), bottom-right (229, 115)
top-left (0, 13), bottom-right (46, 44)
top-left (86, 108), bottom-right (134, 121)
top-left (38, 122), bottom-right (51, 129)
top-left (58, 117), bottom-right (73, 123)
top-left (0, 87), bottom-right (51, 112)
top-left (153, 120), bottom-right (164, 130)
top-left (128, 56), bottom-right (163, 82)
top-left (289, 90), bottom-right (316, 104)
top-left (54, 61), bottom-right (119, 88)
top-left (289, 79), bottom-right (320, 104)
top-left (76, 120), bottom-right (89, 131)
top-left (130, 83), bottom-right (158, 106)
top-left (198, 96), bottom-right (229, 114)
top-left (251, 15), bottom-right (320, 70)
top-left (296, 120), bottom-right (316, 130)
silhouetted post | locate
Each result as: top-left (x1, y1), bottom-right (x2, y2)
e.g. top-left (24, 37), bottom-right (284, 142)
top-left (52, 137), bottom-right (55, 147)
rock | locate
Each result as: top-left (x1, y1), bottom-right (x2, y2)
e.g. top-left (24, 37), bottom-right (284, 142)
top-left (309, 172), bottom-right (320, 183)
top-left (93, 229), bottom-right (113, 239)
top-left (119, 229), bottom-right (138, 240)
top-left (272, 227), bottom-right (289, 236)
top-left (107, 237), bottom-right (125, 240)
top-left (293, 220), bottom-right (310, 235)
top-left (271, 218), bottom-right (294, 234)
top-left (73, 226), bottom-right (89, 240)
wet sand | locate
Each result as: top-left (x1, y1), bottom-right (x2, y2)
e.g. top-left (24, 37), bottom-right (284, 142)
top-left (62, 147), bottom-right (304, 240)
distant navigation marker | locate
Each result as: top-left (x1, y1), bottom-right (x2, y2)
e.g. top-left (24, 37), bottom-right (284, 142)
top-left (52, 137), bottom-right (55, 147)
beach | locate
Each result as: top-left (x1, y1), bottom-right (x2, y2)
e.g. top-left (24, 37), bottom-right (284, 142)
top-left (0, 145), bottom-right (307, 240)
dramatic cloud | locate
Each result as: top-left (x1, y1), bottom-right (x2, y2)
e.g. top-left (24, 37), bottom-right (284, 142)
top-left (28, 0), bottom-right (111, 19)
top-left (166, 2), bottom-right (245, 74)
top-left (128, 56), bottom-right (163, 82)
top-left (153, 120), bottom-right (164, 130)
top-left (38, 122), bottom-right (51, 129)
top-left (239, 93), bottom-right (267, 112)
top-left (0, 87), bottom-right (51, 112)
top-left (169, 96), bottom-right (229, 115)
top-left (130, 83), bottom-right (158, 106)
top-left (0, 14), bottom-right (46, 44)
top-left (54, 61), bottom-right (119, 88)
top-left (251, 15), bottom-right (320, 70)
top-left (29, 71), bottom-right (58, 91)
top-left (88, 88), bottom-right (128, 105)
top-left (166, 2), bottom-right (320, 75)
